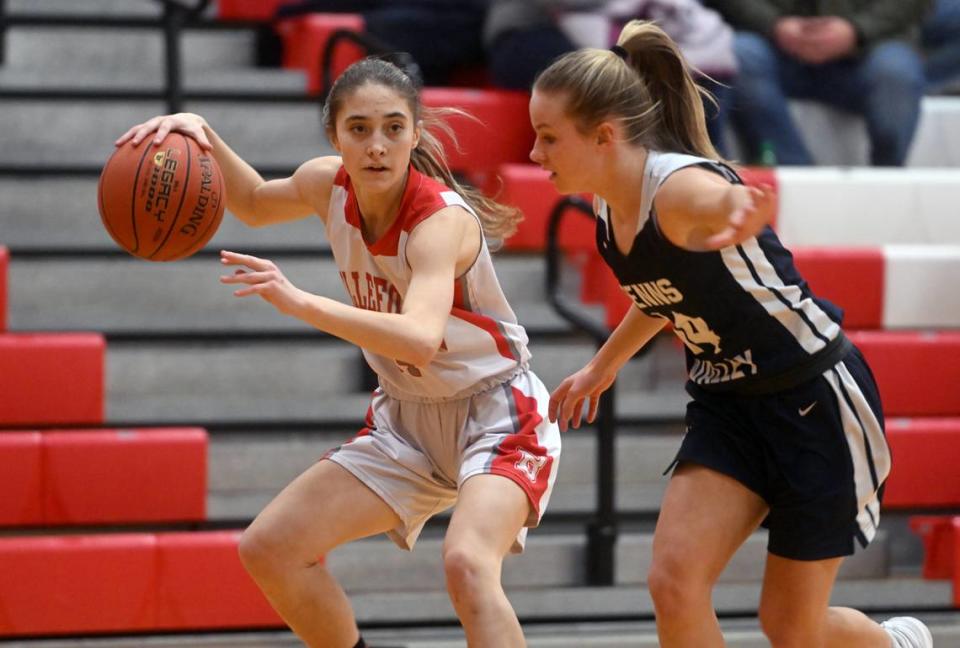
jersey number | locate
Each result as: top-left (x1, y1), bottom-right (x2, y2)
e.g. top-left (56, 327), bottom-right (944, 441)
top-left (671, 312), bottom-right (722, 355)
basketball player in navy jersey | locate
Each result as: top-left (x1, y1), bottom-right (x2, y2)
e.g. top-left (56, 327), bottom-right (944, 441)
top-left (533, 20), bottom-right (932, 648)
top-left (116, 58), bottom-right (561, 648)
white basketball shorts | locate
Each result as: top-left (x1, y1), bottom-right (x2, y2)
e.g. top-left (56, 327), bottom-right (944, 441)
top-left (323, 369), bottom-right (561, 552)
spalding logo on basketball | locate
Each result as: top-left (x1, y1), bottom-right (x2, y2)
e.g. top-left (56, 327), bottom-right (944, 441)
top-left (98, 132), bottom-right (226, 261)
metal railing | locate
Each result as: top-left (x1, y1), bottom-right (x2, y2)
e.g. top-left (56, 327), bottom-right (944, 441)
top-left (545, 196), bottom-right (619, 585)
top-left (0, 0), bottom-right (210, 113)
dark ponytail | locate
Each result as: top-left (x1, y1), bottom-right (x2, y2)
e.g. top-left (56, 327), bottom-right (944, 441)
top-left (323, 58), bottom-right (522, 240)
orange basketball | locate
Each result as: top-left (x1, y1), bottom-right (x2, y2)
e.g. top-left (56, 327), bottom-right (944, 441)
top-left (98, 133), bottom-right (226, 261)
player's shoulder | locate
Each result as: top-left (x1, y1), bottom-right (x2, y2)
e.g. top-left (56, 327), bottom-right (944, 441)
top-left (293, 155), bottom-right (343, 190)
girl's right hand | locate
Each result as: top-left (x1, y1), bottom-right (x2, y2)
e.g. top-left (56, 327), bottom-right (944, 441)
top-left (548, 364), bottom-right (617, 432)
top-left (114, 113), bottom-right (212, 151)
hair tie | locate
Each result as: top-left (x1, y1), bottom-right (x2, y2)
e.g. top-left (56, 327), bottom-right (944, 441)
top-left (610, 45), bottom-right (629, 61)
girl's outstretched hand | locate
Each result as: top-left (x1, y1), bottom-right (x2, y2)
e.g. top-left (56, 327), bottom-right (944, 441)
top-left (219, 250), bottom-right (305, 317)
top-left (704, 183), bottom-right (777, 250)
top-left (115, 113), bottom-right (213, 151)
top-left (548, 365), bottom-right (616, 433)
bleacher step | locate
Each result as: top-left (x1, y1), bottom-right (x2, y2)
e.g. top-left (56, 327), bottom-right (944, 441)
top-left (4, 28), bottom-right (260, 72)
top-left (0, 68), bottom-right (308, 93)
top-left (6, 255), bottom-right (577, 335)
top-left (103, 340), bottom-right (687, 424)
top-left (323, 531), bottom-right (890, 593)
top-left (207, 428), bottom-right (685, 520)
top-left (0, 177), bottom-right (330, 252)
top-left (9, 613), bottom-right (960, 648)
top-left (6, 0), bottom-right (162, 16)
top-left (0, 100), bottom-right (331, 170)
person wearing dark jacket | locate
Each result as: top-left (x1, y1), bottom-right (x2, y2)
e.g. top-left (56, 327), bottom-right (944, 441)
top-left (707, 0), bottom-right (931, 166)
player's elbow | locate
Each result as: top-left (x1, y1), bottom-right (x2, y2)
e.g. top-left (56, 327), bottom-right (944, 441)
top-left (230, 207), bottom-right (265, 228)
top-left (402, 326), bottom-right (444, 367)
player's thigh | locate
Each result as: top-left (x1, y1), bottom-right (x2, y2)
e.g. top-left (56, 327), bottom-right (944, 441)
top-left (653, 463), bottom-right (769, 584)
top-left (245, 459), bottom-right (401, 560)
top-left (445, 474), bottom-right (530, 559)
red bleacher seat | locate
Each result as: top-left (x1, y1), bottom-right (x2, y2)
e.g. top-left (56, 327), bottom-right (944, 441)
top-left (0, 531), bottom-right (286, 636)
top-left (0, 333), bottom-right (105, 426)
top-left (276, 13), bottom-right (366, 95)
top-left (0, 245), bottom-right (8, 332)
top-left (885, 418), bottom-right (960, 508)
top-left (0, 432), bottom-right (43, 526)
top-left (909, 516), bottom-right (960, 606)
top-left (492, 164), bottom-right (593, 252)
top-left (155, 531), bottom-right (282, 629)
top-left (793, 248), bottom-right (884, 330)
top-left (0, 534), bottom-right (159, 635)
top-left (849, 331), bottom-right (960, 417)
top-left (42, 428), bottom-right (207, 525)
top-left (217, 0), bottom-right (288, 21)
top-left (424, 89), bottom-right (534, 187)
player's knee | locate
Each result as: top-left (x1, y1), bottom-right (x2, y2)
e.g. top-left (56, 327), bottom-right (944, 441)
top-left (647, 556), bottom-right (711, 616)
top-left (238, 521), bottom-right (292, 581)
top-left (443, 543), bottom-right (498, 596)
top-left (758, 604), bottom-right (810, 648)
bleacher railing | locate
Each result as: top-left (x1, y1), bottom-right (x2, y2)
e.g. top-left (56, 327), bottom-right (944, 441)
top-left (545, 196), bottom-right (619, 586)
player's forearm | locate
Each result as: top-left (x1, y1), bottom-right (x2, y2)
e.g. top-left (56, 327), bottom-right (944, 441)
top-left (590, 307), bottom-right (666, 375)
top-left (200, 123), bottom-right (269, 226)
top-left (288, 291), bottom-right (444, 367)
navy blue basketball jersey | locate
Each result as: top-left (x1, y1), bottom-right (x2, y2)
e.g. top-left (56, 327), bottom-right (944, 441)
top-left (596, 151), bottom-right (850, 395)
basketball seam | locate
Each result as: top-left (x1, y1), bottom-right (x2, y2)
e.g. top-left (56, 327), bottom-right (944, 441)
top-left (149, 133), bottom-right (193, 261)
top-left (171, 150), bottom-right (224, 260)
top-left (97, 164), bottom-right (123, 247)
top-left (129, 141), bottom-right (157, 254)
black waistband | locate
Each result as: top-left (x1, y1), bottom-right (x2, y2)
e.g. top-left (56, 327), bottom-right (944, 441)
top-left (687, 332), bottom-right (853, 397)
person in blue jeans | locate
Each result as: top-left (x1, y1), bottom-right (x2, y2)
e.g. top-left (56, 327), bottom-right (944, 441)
top-left (923, 0), bottom-right (960, 92)
top-left (708, 0), bottom-right (930, 166)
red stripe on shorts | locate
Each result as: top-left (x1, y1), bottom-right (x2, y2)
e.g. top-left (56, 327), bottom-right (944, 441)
top-left (490, 386), bottom-right (553, 516)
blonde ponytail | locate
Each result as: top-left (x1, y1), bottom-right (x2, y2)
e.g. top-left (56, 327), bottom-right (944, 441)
top-left (617, 21), bottom-right (719, 159)
top-left (534, 20), bottom-right (722, 160)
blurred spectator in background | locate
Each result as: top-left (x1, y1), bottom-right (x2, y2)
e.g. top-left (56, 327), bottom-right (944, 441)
top-left (707, 0), bottom-right (930, 166)
top-left (277, 0), bottom-right (488, 86)
top-left (923, 0), bottom-right (960, 93)
top-left (484, 0), bottom-right (737, 155)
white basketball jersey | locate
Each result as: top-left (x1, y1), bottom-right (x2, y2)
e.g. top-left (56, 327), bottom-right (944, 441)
top-left (325, 165), bottom-right (531, 401)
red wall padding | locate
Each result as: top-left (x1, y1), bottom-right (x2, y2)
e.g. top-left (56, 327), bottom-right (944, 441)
top-left (277, 13), bottom-right (365, 94)
top-left (0, 432), bottom-right (43, 525)
top-left (850, 331), bottom-right (960, 417)
top-left (793, 248), bottom-right (884, 330)
top-left (42, 428), bottom-right (207, 525)
top-left (884, 418), bottom-right (960, 508)
top-left (0, 246), bottom-right (8, 333)
top-left (0, 532), bottom-right (284, 637)
top-left (0, 333), bottom-right (105, 426)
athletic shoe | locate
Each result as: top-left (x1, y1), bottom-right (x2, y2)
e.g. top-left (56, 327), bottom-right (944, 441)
top-left (881, 616), bottom-right (933, 648)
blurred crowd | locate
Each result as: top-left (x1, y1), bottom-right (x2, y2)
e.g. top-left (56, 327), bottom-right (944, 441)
top-left (277, 0), bottom-right (960, 166)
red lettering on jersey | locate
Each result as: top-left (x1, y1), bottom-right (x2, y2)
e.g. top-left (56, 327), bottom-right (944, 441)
top-left (365, 274), bottom-right (377, 309)
top-left (387, 285), bottom-right (403, 313)
top-left (373, 276), bottom-right (389, 311)
top-left (350, 272), bottom-right (367, 309)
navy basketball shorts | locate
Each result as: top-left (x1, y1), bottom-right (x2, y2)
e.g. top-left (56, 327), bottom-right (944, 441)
top-left (323, 369), bottom-right (561, 553)
top-left (675, 347), bottom-right (890, 560)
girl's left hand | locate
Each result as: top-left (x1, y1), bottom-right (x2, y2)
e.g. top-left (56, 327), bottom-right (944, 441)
top-left (219, 250), bottom-right (305, 316)
top-left (705, 183), bottom-right (777, 250)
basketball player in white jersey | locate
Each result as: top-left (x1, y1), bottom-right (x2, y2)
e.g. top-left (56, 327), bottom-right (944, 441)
top-left (530, 20), bottom-right (932, 648)
top-left (117, 58), bottom-right (561, 648)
